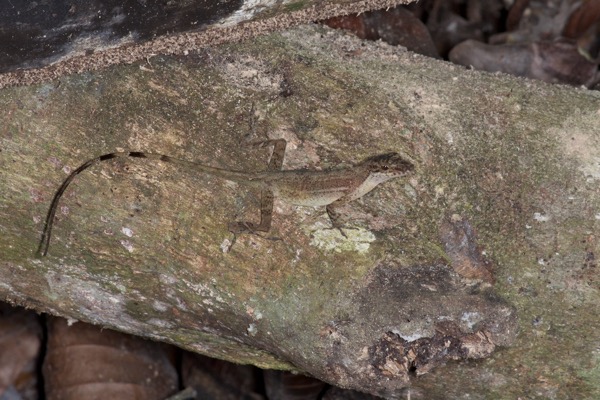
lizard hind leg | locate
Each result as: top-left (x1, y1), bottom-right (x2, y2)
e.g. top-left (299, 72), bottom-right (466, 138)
top-left (227, 189), bottom-right (282, 250)
top-left (228, 138), bottom-right (286, 239)
top-left (228, 189), bottom-right (279, 236)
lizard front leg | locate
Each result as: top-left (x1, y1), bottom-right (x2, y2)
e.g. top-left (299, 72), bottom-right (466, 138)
top-left (243, 138), bottom-right (287, 170)
top-left (325, 195), bottom-right (360, 237)
top-left (326, 202), bottom-right (343, 230)
top-left (326, 201), bottom-right (349, 237)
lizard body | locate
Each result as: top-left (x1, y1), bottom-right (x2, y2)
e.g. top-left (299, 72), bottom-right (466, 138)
top-left (36, 141), bottom-right (414, 256)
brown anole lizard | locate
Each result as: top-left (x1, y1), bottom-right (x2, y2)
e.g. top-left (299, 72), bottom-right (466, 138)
top-left (36, 139), bottom-right (414, 256)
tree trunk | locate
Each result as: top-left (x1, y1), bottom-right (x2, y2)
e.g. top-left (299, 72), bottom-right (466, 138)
top-left (1, 24), bottom-right (599, 398)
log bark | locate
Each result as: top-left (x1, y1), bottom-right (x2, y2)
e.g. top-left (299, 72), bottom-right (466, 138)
top-left (1, 24), bottom-right (599, 398)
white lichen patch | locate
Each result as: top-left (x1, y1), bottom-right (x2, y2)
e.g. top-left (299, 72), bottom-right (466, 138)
top-left (308, 224), bottom-right (376, 253)
top-left (185, 280), bottom-right (228, 310)
top-left (220, 238), bottom-right (233, 253)
top-left (120, 240), bottom-right (134, 252)
top-left (147, 318), bottom-right (173, 328)
top-left (159, 273), bottom-right (178, 285)
top-left (533, 212), bottom-right (550, 222)
top-left (44, 270), bottom-right (131, 328)
top-left (153, 300), bottom-right (168, 312)
top-left (391, 329), bottom-right (428, 342)
top-left (219, 55), bottom-right (283, 94)
top-left (245, 305), bottom-right (264, 320)
top-left (247, 323), bottom-right (258, 336)
top-left (121, 227), bottom-right (133, 237)
top-left (460, 311), bottom-right (482, 330)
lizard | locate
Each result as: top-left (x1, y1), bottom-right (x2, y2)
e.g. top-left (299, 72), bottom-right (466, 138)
top-left (36, 139), bottom-right (414, 256)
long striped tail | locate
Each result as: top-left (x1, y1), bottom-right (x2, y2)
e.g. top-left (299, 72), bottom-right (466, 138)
top-left (36, 151), bottom-right (250, 257)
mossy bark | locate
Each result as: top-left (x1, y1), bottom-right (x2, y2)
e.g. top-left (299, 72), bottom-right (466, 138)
top-left (1, 25), bottom-right (599, 398)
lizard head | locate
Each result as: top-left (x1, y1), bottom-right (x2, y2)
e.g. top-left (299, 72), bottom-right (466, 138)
top-left (360, 152), bottom-right (415, 179)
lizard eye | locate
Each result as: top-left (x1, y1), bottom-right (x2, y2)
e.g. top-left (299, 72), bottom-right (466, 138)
top-left (381, 165), bottom-right (389, 170)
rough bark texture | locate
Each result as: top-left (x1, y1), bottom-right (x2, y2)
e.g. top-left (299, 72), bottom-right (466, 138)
top-left (1, 24), bottom-right (599, 398)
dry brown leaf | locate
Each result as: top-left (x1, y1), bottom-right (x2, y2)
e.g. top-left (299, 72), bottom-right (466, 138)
top-left (43, 317), bottom-right (178, 400)
top-left (563, 0), bottom-right (600, 38)
top-left (264, 370), bottom-right (328, 400)
top-left (449, 39), bottom-right (599, 86)
top-left (323, 8), bottom-right (439, 58)
top-left (181, 352), bottom-right (264, 399)
top-left (0, 303), bottom-right (42, 400)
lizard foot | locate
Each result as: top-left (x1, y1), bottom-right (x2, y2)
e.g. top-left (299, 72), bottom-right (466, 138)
top-left (228, 221), bottom-right (257, 235)
top-left (328, 225), bottom-right (361, 239)
top-left (226, 223), bottom-right (281, 251)
top-left (228, 221), bottom-right (282, 241)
